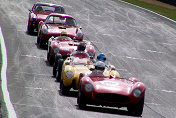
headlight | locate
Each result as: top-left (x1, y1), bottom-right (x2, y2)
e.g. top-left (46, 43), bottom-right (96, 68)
top-left (54, 48), bottom-right (59, 54)
top-left (31, 13), bottom-right (37, 21)
top-left (84, 83), bottom-right (93, 92)
top-left (76, 33), bottom-right (83, 39)
top-left (133, 88), bottom-right (142, 98)
top-left (42, 25), bottom-right (48, 34)
top-left (42, 29), bottom-right (48, 34)
top-left (66, 71), bottom-right (74, 79)
top-left (32, 18), bottom-right (37, 22)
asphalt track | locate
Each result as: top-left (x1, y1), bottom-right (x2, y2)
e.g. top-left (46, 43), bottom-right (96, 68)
top-left (0, 0), bottom-right (176, 118)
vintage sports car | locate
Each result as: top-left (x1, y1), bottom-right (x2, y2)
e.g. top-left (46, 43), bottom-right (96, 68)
top-left (49, 36), bottom-right (95, 77)
top-left (59, 55), bottom-right (120, 96)
top-left (27, 2), bottom-right (65, 34)
top-left (77, 70), bottom-right (146, 116)
top-left (47, 34), bottom-right (95, 65)
top-left (37, 13), bottom-right (83, 48)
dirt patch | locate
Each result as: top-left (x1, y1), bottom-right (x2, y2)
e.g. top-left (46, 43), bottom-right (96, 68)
top-left (140, 0), bottom-right (176, 9)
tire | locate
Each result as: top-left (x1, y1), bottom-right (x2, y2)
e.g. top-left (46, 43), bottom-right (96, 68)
top-left (47, 48), bottom-right (54, 65)
top-left (53, 53), bottom-right (62, 77)
top-left (27, 20), bottom-right (34, 34)
top-left (37, 34), bottom-right (40, 44)
top-left (127, 95), bottom-right (145, 116)
top-left (56, 59), bottom-right (63, 82)
top-left (77, 88), bottom-right (86, 109)
top-left (60, 79), bottom-right (69, 95)
top-left (37, 33), bottom-right (43, 48)
top-left (47, 52), bottom-right (50, 63)
top-left (53, 61), bottom-right (58, 77)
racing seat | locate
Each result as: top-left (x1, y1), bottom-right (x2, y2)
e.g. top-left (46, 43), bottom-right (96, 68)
top-left (72, 52), bottom-right (89, 59)
top-left (54, 7), bottom-right (61, 13)
top-left (36, 6), bottom-right (43, 11)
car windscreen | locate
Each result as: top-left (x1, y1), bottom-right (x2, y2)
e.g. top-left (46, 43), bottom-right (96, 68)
top-left (45, 16), bottom-right (77, 26)
top-left (34, 5), bottom-right (65, 14)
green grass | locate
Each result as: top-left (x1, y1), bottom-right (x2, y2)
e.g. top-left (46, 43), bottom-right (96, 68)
top-left (121, 0), bottom-right (176, 21)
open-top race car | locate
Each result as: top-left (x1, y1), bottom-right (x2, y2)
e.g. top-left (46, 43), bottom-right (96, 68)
top-left (27, 2), bottom-right (65, 34)
top-left (47, 33), bottom-right (95, 65)
top-left (37, 13), bottom-right (83, 48)
top-left (77, 61), bottom-right (146, 116)
top-left (58, 53), bottom-right (120, 96)
top-left (48, 36), bottom-right (95, 77)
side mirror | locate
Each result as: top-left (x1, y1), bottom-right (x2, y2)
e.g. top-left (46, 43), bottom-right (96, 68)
top-left (28, 8), bottom-right (32, 12)
top-left (79, 26), bottom-right (82, 29)
top-left (129, 77), bottom-right (138, 82)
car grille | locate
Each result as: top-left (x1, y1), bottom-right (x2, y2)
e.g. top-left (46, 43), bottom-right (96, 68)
top-left (95, 93), bottom-right (130, 103)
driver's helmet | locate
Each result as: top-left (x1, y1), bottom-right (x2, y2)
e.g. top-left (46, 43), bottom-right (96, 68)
top-left (77, 42), bottom-right (86, 51)
top-left (60, 31), bottom-right (67, 38)
top-left (95, 61), bottom-right (105, 71)
top-left (97, 53), bottom-right (106, 62)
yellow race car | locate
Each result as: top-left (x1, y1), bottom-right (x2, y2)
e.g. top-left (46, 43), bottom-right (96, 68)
top-left (57, 53), bottom-right (120, 95)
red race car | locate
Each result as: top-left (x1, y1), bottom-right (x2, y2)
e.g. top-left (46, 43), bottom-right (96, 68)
top-left (47, 35), bottom-right (95, 77)
top-left (37, 13), bottom-right (83, 48)
top-left (27, 2), bottom-right (65, 34)
top-left (77, 72), bottom-right (146, 116)
top-left (47, 36), bottom-right (95, 64)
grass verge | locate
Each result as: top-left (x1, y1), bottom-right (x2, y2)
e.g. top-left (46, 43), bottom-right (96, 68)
top-left (121, 0), bottom-right (176, 21)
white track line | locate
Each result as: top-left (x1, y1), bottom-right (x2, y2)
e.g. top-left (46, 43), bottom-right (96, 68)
top-left (0, 27), bottom-right (17, 118)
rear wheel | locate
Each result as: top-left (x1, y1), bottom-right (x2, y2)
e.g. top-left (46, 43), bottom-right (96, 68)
top-left (127, 95), bottom-right (145, 116)
top-left (77, 88), bottom-right (86, 109)
top-left (53, 61), bottom-right (58, 77)
top-left (37, 33), bottom-right (44, 48)
top-left (60, 79), bottom-right (70, 95)
top-left (47, 48), bottom-right (54, 65)
top-left (56, 59), bottom-right (63, 82)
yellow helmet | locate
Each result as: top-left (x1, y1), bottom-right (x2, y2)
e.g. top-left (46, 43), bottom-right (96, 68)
top-left (60, 31), bottom-right (67, 37)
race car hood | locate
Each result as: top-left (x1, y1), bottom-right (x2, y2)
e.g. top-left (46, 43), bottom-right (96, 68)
top-left (46, 24), bottom-right (77, 35)
top-left (73, 65), bottom-right (92, 75)
top-left (58, 42), bottom-right (78, 55)
top-left (90, 77), bottom-right (135, 95)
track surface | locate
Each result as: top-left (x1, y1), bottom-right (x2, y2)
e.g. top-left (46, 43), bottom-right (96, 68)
top-left (0, 0), bottom-right (176, 118)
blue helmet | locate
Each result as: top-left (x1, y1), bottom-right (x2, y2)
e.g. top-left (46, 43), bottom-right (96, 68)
top-left (97, 53), bottom-right (106, 62)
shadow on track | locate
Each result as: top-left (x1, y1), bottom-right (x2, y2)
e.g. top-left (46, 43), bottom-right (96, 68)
top-left (76, 105), bottom-right (141, 117)
top-left (58, 90), bottom-right (78, 98)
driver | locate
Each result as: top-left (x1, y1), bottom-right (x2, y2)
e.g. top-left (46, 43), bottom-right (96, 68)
top-left (71, 42), bottom-right (89, 58)
top-left (89, 61), bottom-right (106, 76)
top-left (54, 31), bottom-right (71, 40)
top-left (60, 31), bottom-right (68, 38)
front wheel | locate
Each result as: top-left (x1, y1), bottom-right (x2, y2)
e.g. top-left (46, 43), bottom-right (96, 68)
top-left (27, 21), bottom-right (34, 34)
top-left (127, 95), bottom-right (145, 116)
top-left (53, 53), bottom-right (62, 77)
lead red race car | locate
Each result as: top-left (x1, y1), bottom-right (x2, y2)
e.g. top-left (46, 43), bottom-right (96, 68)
top-left (77, 71), bottom-right (146, 116)
top-left (27, 2), bottom-right (65, 34)
top-left (37, 13), bottom-right (83, 48)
